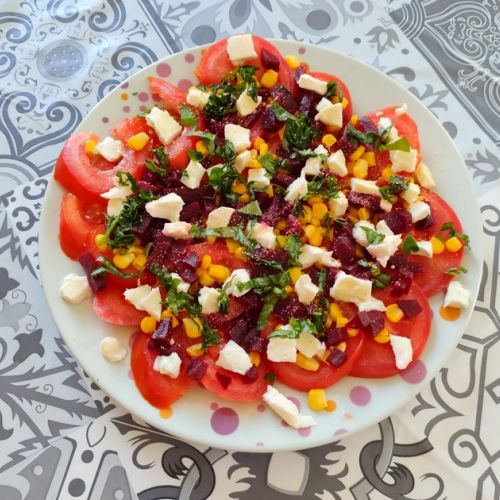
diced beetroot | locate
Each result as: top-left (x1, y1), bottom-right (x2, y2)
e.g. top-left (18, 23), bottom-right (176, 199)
top-left (138, 180), bottom-right (165, 195)
top-left (271, 86), bottom-right (298, 113)
top-left (216, 371), bottom-right (232, 389)
top-left (414, 212), bottom-right (435, 231)
top-left (261, 48), bottom-right (280, 71)
top-left (332, 235), bottom-right (356, 264)
top-left (389, 268), bottom-right (413, 297)
top-left (379, 208), bottom-right (412, 234)
top-left (239, 109), bottom-right (262, 129)
top-left (229, 318), bottom-right (250, 345)
top-left (283, 214), bottom-right (304, 235)
top-left (148, 318), bottom-right (172, 355)
top-left (241, 365), bottom-right (259, 384)
top-left (324, 267), bottom-right (341, 290)
top-left (229, 211), bottom-right (247, 226)
top-left (326, 327), bottom-right (348, 347)
top-left (147, 235), bottom-right (171, 267)
top-left (335, 130), bottom-right (358, 158)
top-left (344, 263), bottom-right (372, 281)
top-left (254, 191), bottom-right (273, 212)
top-left (273, 171), bottom-right (296, 188)
top-left (348, 310), bottom-right (385, 335)
top-left (180, 201), bottom-right (202, 222)
top-left (187, 357), bottom-right (208, 381)
top-left (298, 93), bottom-right (320, 120)
top-left (397, 299), bottom-right (423, 319)
top-left (348, 192), bottom-right (382, 212)
top-left (78, 252), bottom-right (106, 292)
top-left (274, 295), bottom-right (305, 323)
top-left (358, 116), bottom-right (378, 134)
top-left (203, 198), bottom-right (217, 217)
top-left (328, 348), bottom-right (347, 367)
top-left (245, 335), bottom-right (266, 353)
top-left (262, 106), bottom-right (281, 133)
top-left (178, 266), bottom-right (197, 284)
top-left (165, 186), bottom-right (214, 204)
top-left (253, 247), bottom-right (289, 263)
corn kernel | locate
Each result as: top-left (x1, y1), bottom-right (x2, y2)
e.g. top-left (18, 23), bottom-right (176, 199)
top-left (161, 309), bottom-right (179, 327)
top-left (307, 196), bottom-right (323, 205)
top-left (208, 264), bottom-right (230, 281)
top-left (322, 134), bottom-right (337, 148)
top-left (312, 202), bottom-right (328, 220)
top-left (374, 327), bottom-right (390, 344)
top-left (276, 220), bottom-right (287, 231)
top-left (206, 236), bottom-right (216, 244)
top-left (310, 217), bottom-right (321, 227)
top-left (285, 54), bottom-right (301, 69)
top-left (183, 317), bottom-right (201, 339)
top-left (199, 272), bottom-right (215, 286)
top-left (349, 146), bottom-right (366, 162)
top-left (195, 140), bottom-right (208, 156)
top-left (289, 267), bottom-right (302, 283)
top-left (201, 255), bottom-right (212, 269)
top-left (325, 399), bottom-right (337, 412)
top-left (259, 143), bottom-right (269, 155)
top-left (337, 341), bottom-right (347, 352)
top-left (226, 239), bottom-right (240, 254)
top-left (231, 182), bottom-right (247, 194)
top-left (249, 351), bottom-right (261, 367)
top-left (347, 328), bottom-right (359, 337)
top-left (336, 316), bottom-right (349, 328)
top-left (284, 285), bottom-right (293, 293)
top-left (140, 316), bottom-right (157, 334)
top-left (127, 132), bottom-right (150, 151)
top-left (94, 233), bottom-right (108, 252)
top-left (239, 193), bottom-right (250, 203)
top-left (350, 114), bottom-right (358, 125)
top-left (382, 166), bottom-right (393, 181)
top-left (296, 352), bottom-right (320, 371)
top-left (261, 69), bottom-right (278, 88)
top-left (299, 205), bottom-right (312, 224)
top-left (250, 148), bottom-right (258, 158)
top-left (325, 317), bottom-right (333, 328)
top-left (358, 207), bottom-right (371, 220)
top-left (341, 97), bottom-right (349, 110)
top-left (329, 303), bottom-right (342, 320)
top-left (132, 253), bottom-right (148, 270)
top-left (130, 245), bottom-right (144, 255)
top-left (445, 236), bottom-right (463, 253)
top-left (84, 139), bottom-right (97, 156)
top-left (308, 389), bottom-right (328, 411)
top-left (254, 137), bottom-right (265, 149)
top-left (248, 159), bottom-right (262, 169)
top-left (309, 231), bottom-right (323, 247)
top-left (386, 303), bottom-right (404, 323)
top-left (305, 224), bottom-right (316, 240)
top-left (234, 247), bottom-right (246, 261)
top-left (353, 159), bottom-right (368, 179)
top-left (276, 235), bottom-right (287, 247)
top-left (431, 236), bottom-right (445, 255)
top-left (361, 151), bottom-right (376, 167)
top-left (186, 343), bottom-right (203, 357)
top-left (112, 252), bottom-right (135, 270)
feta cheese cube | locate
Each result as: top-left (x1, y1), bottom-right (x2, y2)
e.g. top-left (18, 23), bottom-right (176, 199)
top-left (145, 193), bottom-right (184, 221)
top-left (162, 221), bottom-right (192, 239)
top-left (353, 220), bottom-right (376, 247)
top-left (376, 219), bottom-right (396, 236)
top-left (351, 178), bottom-right (382, 197)
top-left (186, 87), bottom-right (210, 109)
top-left (395, 103), bottom-right (408, 116)
top-left (390, 334), bottom-right (413, 370)
top-left (198, 287), bottom-right (220, 314)
top-left (390, 148), bottom-right (418, 173)
top-left (206, 206), bottom-right (235, 228)
top-left (294, 274), bottom-right (319, 305)
top-left (106, 198), bottom-right (124, 217)
top-left (224, 269), bottom-right (251, 297)
top-left (378, 117), bottom-right (400, 142)
top-left (140, 287), bottom-right (162, 321)
top-left (100, 337), bottom-right (127, 363)
top-left (444, 281), bottom-right (470, 309)
top-left (415, 162), bottom-right (436, 189)
top-left (251, 222), bottom-right (276, 249)
top-left (146, 106), bottom-right (182, 146)
top-left (380, 198), bottom-right (393, 212)
top-left (401, 182), bottom-right (420, 205)
top-left (284, 175), bottom-right (308, 202)
top-left (302, 156), bottom-right (323, 177)
top-left (170, 272), bottom-right (190, 293)
top-left (153, 352), bottom-right (182, 378)
top-left (236, 89), bottom-right (262, 116)
top-left (299, 244), bottom-right (340, 269)
top-left (263, 385), bottom-right (316, 429)
top-left (234, 150), bottom-right (252, 173)
top-left (267, 336), bottom-right (297, 363)
top-left (247, 168), bottom-right (270, 189)
top-left (297, 74), bottom-right (327, 95)
top-left (328, 191), bottom-right (348, 217)
top-left (95, 136), bottom-right (124, 162)
top-left (415, 240), bottom-right (433, 258)
top-left (408, 201), bottom-right (431, 223)
top-left (226, 34), bottom-right (257, 65)
top-left (296, 332), bottom-right (325, 359)
top-left (123, 284), bottom-right (152, 311)
top-left (314, 99), bottom-right (343, 128)
top-left (216, 340), bottom-right (253, 375)
top-left (224, 123), bottom-right (251, 152)
top-left (358, 297), bottom-right (386, 312)
top-left (367, 232), bottom-right (402, 267)
top-left (181, 160), bottom-right (206, 189)
top-left (326, 150), bottom-right (348, 177)
top-left (60, 274), bottom-right (92, 304)
top-left (100, 179), bottom-right (132, 200)
top-left (330, 271), bottom-right (372, 304)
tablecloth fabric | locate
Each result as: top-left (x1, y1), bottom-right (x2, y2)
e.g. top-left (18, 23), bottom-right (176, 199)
top-left (0, 0), bottom-right (499, 498)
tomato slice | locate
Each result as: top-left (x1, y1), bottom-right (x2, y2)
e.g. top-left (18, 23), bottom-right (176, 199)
top-left (269, 333), bottom-right (365, 391)
top-left (409, 189), bottom-right (464, 296)
top-left (189, 241), bottom-right (248, 271)
top-left (195, 36), bottom-right (296, 93)
top-left (93, 283), bottom-right (145, 326)
top-left (201, 355), bottom-right (268, 401)
top-left (350, 283), bottom-right (431, 378)
top-left (54, 132), bottom-right (145, 204)
top-left (131, 331), bottom-right (195, 408)
top-left (59, 193), bottom-right (104, 260)
top-left (148, 77), bottom-right (187, 115)
top-left (165, 129), bottom-right (197, 170)
top-left (308, 71), bottom-right (353, 124)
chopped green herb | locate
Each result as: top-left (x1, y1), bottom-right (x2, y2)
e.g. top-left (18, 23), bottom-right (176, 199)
top-left (361, 226), bottom-right (386, 245)
top-left (402, 234), bottom-right (419, 254)
top-left (204, 87), bottom-right (237, 118)
top-left (188, 150), bottom-right (203, 162)
top-left (236, 271), bottom-right (290, 295)
top-left (379, 176), bottom-right (409, 202)
top-left (444, 266), bottom-right (468, 276)
top-left (283, 234), bottom-right (302, 267)
top-left (190, 225), bottom-right (256, 251)
top-left (257, 290), bottom-right (284, 331)
top-left (380, 137), bottom-right (410, 152)
top-left (264, 372), bottom-right (276, 383)
top-left (144, 147), bottom-right (170, 177)
top-left (91, 256), bottom-right (140, 280)
top-left (306, 174), bottom-right (339, 200)
top-left (178, 104), bottom-right (198, 128)
top-left (258, 152), bottom-right (285, 177)
top-left (224, 65), bottom-right (259, 100)
top-left (201, 321), bottom-right (221, 351)
top-left (346, 124), bottom-right (410, 152)
top-left (358, 259), bottom-right (391, 289)
top-left (272, 103), bottom-right (295, 121)
top-left (238, 200), bottom-right (262, 216)
top-left (325, 80), bottom-right (343, 101)
top-left (440, 222), bottom-right (470, 248)
top-left (283, 113), bottom-right (318, 150)
top-left (269, 318), bottom-right (318, 339)
top-left (188, 130), bottom-right (216, 155)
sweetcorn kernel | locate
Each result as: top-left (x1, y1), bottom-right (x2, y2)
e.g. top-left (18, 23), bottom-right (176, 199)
top-left (132, 253), bottom-right (148, 270)
top-left (195, 140), bottom-right (208, 156)
top-left (296, 352), bottom-right (320, 371)
top-left (201, 255), bottom-right (212, 269)
top-left (382, 166), bottom-right (393, 181)
top-left (231, 182), bottom-right (247, 194)
top-left (226, 239), bottom-right (240, 254)
top-left (308, 389), bottom-right (328, 411)
top-left (127, 132), bottom-right (150, 151)
top-left (239, 193), bottom-right (250, 203)
top-left (309, 230), bottom-right (323, 247)
top-left (336, 316), bottom-right (349, 328)
top-left (350, 114), bottom-right (359, 125)
top-left (445, 236), bottom-right (463, 253)
top-left (254, 137), bottom-right (265, 149)
top-left (374, 327), bottom-right (390, 344)
top-left (284, 285), bottom-right (294, 293)
top-left (347, 328), bottom-right (359, 337)
top-left (322, 134), bottom-right (337, 148)
top-left (329, 303), bottom-right (342, 320)
top-left (234, 247), bottom-right (247, 261)
top-left (186, 343), bottom-right (203, 357)
top-left (289, 267), bottom-right (302, 283)
top-left (84, 139), bottom-right (97, 156)
top-left (361, 151), bottom-right (376, 167)
top-left (161, 309), bottom-right (179, 327)
top-left (249, 351), bottom-right (261, 367)
top-left (386, 303), bottom-right (404, 323)
top-left (199, 272), bottom-right (215, 286)
top-left (310, 217), bottom-right (321, 227)
top-left (285, 55), bottom-right (301, 69)
top-left (261, 69), bottom-right (278, 88)
top-left (431, 236), bottom-right (445, 255)
top-left (349, 146), bottom-right (366, 162)
top-left (307, 196), bottom-right (323, 205)
top-left (325, 399), bottom-right (337, 412)
top-left (112, 253), bottom-right (135, 270)
top-left (305, 224), bottom-right (316, 240)
top-left (140, 316), bottom-right (157, 334)
top-left (353, 159), bottom-right (369, 179)
top-left (264, 185), bottom-right (274, 196)
top-left (341, 97), bottom-right (349, 110)
top-left (312, 202), bottom-right (328, 220)
top-left (183, 317), bottom-right (201, 338)
top-left (94, 234), bottom-right (108, 252)
top-left (358, 207), bottom-right (371, 220)
top-left (208, 264), bottom-right (230, 281)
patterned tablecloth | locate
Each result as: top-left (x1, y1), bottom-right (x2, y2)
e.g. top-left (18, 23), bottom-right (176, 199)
top-left (0, 0), bottom-right (499, 498)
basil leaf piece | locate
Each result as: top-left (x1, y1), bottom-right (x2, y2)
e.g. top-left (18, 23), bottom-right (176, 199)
top-left (201, 321), bottom-right (221, 351)
top-left (188, 130), bottom-right (216, 155)
top-left (271, 103), bottom-right (295, 121)
top-left (179, 104), bottom-right (198, 128)
top-left (238, 200), bottom-right (262, 216)
top-left (361, 226), bottom-right (386, 245)
top-left (440, 221), bottom-right (470, 248)
top-left (269, 317), bottom-right (318, 339)
top-left (444, 266), bottom-right (468, 276)
top-left (379, 176), bottom-right (409, 202)
top-left (402, 234), bottom-right (419, 254)
top-left (92, 256), bottom-right (140, 279)
top-left (380, 136), bottom-right (410, 152)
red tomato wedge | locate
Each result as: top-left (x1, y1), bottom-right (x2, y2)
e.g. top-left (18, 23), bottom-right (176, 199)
top-left (201, 355), bottom-right (268, 401)
top-left (308, 71), bottom-right (353, 123)
top-left (189, 241), bottom-right (248, 271)
top-left (148, 77), bottom-right (187, 115)
top-left (195, 36), bottom-right (296, 93)
top-left (93, 284), bottom-right (145, 326)
top-left (112, 116), bottom-right (151, 143)
top-left (59, 193), bottom-right (103, 260)
top-left (269, 334), bottom-right (365, 392)
top-left (164, 130), bottom-right (197, 170)
top-left (350, 283), bottom-right (431, 378)
top-left (409, 189), bottom-right (465, 296)
top-left (131, 331), bottom-right (195, 408)
top-left (54, 132), bottom-right (145, 204)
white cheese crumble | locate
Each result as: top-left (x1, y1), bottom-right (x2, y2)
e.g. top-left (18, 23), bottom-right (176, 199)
top-left (267, 336), bottom-right (297, 362)
top-left (181, 160), bottom-right (206, 189)
top-left (297, 74), bottom-right (327, 95)
top-left (170, 272), bottom-right (190, 293)
top-left (443, 281), bottom-right (470, 309)
top-left (329, 191), bottom-right (348, 217)
top-left (284, 175), bottom-right (308, 202)
top-left (294, 274), bottom-right (319, 305)
top-left (234, 150), bottom-right (252, 173)
top-left (408, 200), bottom-right (431, 223)
top-left (186, 87), bottom-right (210, 109)
top-left (390, 334), bottom-right (413, 370)
top-left (216, 340), bottom-right (253, 375)
top-left (95, 136), bottom-right (124, 162)
top-left (299, 244), bottom-right (340, 269)
top-left (224, 123), bottom-right (251, 152)
top-left (236, 89), bottom-right (262, 116)
top-left (415, 162), bottom-right (436, 189)
top-left (59, 274), bottom-right (92, 304)
top-left (330, 271), bottom-right (372, 305)
top-left (123, 285), bottom-right (152, 311)
top-left (140, 287), bottom-right (163, 321)
top-left (145, 193), bottom-right (184, 222)
top-left (153, 352), bottom-right (182, 378)
top-left (401, 182), bottom-right (420, 205)
top-left (247, 168), bottom-right (270, 189)
top-left (100, 337), bottom-right (127, 363)
top-left (326, 150), bottom-right (348, 177)
top-left (106, 198), bottom-right (125, 217)
top-left (395, 103), bottom-right (408, 116)
top-left (162, 221), bottom-right (192, 239)
top-left (226, 34), bottom-right (257, 65)
top-left (223, 269), bottom-right (251, 297)
top-left (250, 222), bottom-right (276, 249)
top-left (296, 332), bottom-right (325, 359)
top-left (390, 148), bottom-right (418, 173)
top-left (351, 178), bottom-right (382, 197)
top-left (415, 240), bottom-right (433, 258)
top-left (366, 220), bottom-right (402, 267)
top-left (198, 287), bottom-right (221, 314)
top-left (146, 106), bottom-right (182, 146)
top-left (314, 99), bottom-right (343, 128)
top-left (206, 206), bottom-right (235, 228)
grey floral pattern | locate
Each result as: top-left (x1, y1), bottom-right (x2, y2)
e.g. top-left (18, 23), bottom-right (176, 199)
top-left (0, 0), bottom-right (499, 498)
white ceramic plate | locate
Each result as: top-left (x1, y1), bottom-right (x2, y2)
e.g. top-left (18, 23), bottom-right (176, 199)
top-left (39, 40), bottom-right (482, 452)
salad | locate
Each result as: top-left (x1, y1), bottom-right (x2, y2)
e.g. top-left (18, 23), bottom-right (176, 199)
top-left (55, 34), bottom-right (471, 429)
